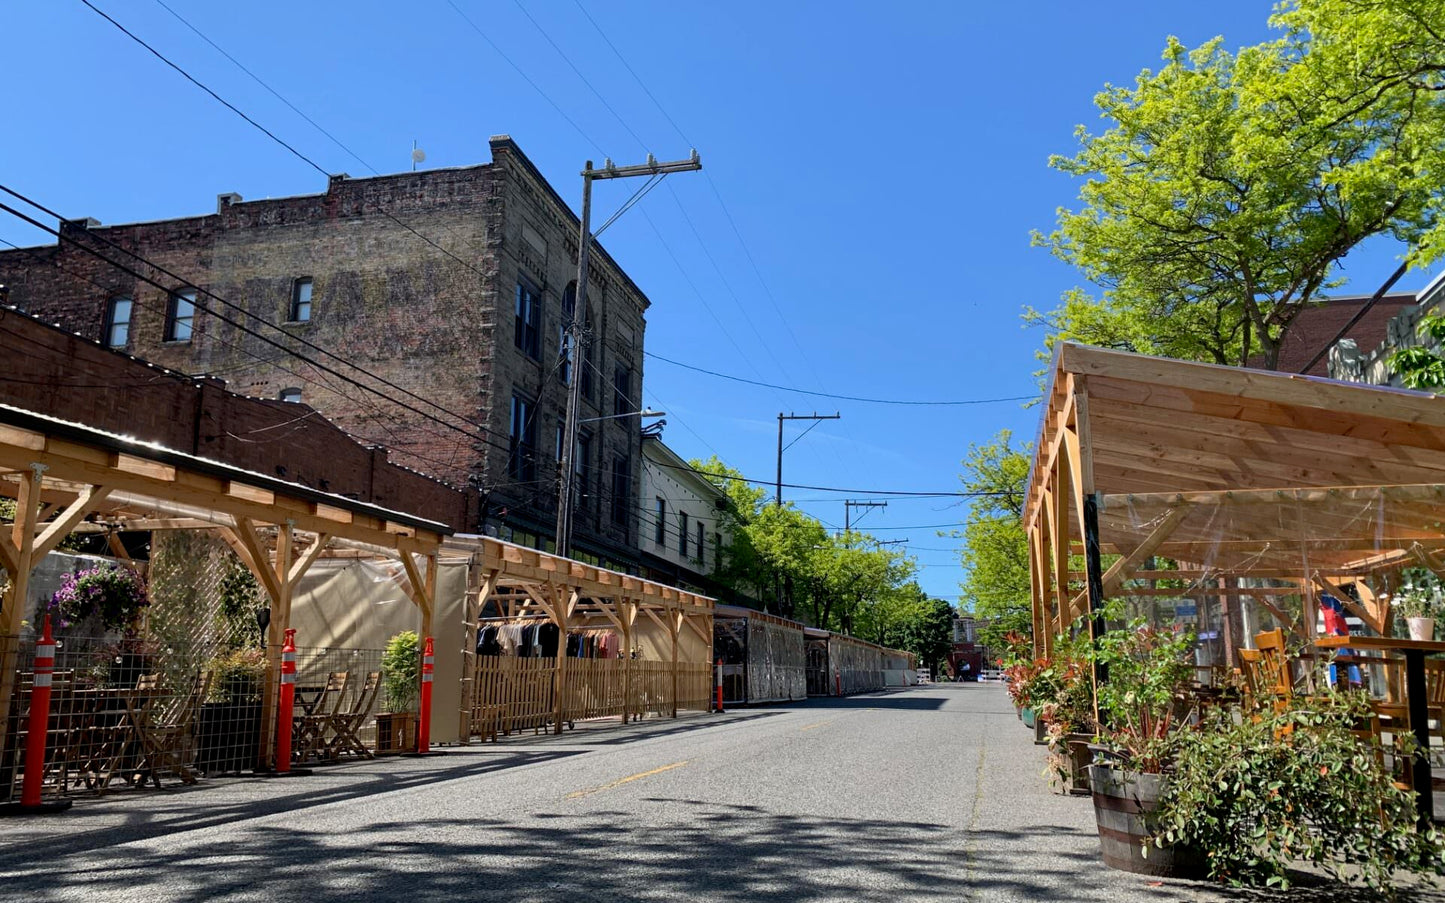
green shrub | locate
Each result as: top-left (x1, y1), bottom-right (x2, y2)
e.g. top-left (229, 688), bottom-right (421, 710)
top-left (1156, 691), bottom-right (1444, 892)
top-left (381, 631), bottom-right (420, 713)
top-left (206, 647), bottom-right (268, 704)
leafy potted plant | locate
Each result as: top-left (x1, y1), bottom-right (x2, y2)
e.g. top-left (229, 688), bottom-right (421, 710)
top-left (1393, 568), bottom-right (1440, 641)
top-left (376, 630), bottom-right (420, 754)
top-left (1087, 617), bottom-right (1203, 878)
top-left (1036, 635), bottom-right (1096, 795)
top-left (47, 564), bottom-right (149, 634)
top-left (198, 647), bottom-right (267, 774)
top-left (1156, 690), bottom-right (1444, 892)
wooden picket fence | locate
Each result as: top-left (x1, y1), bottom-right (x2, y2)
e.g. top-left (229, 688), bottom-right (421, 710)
top-left (468, 657), bottom-right (713, 741)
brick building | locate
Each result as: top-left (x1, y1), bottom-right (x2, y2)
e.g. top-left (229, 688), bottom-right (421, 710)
top-left (0, 136), bottom-right (650, 570)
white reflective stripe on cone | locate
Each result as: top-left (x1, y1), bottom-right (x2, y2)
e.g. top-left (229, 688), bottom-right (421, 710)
top-left (280, 673), bottom-right (296, 684)
top-left (33, 673), bottom-right (52, 687)
top-left (35, 644), bottom-right (55, 658)
top-left (281, 652), bottom-right (296, 662)
top-left (422, 674), bottom-right (434, 682)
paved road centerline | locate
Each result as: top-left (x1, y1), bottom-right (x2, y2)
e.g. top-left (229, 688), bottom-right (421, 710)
top-left (565, 760), bottom-right (689, 800)
top-left (798, 719), bottom-right (834, 732)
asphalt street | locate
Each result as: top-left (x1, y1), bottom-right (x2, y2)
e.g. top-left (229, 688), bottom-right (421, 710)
top-left (0, 683), bottom-right (1439, 902)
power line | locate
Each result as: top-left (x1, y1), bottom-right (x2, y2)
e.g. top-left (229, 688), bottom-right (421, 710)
top-left (0, 185), bottom-right (497, 447)
top-left (645, 351), bottom-right (1036, 406)
top-left (0, 198), bottom-right (514, 468)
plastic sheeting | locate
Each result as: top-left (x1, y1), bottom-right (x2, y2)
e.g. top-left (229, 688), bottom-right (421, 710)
top-left (713, 612), bottom-right (806, 704)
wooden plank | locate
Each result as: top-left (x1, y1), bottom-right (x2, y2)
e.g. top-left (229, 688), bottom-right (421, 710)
top-left (31, 484), bottom-right (111, 559)
top-left (1312, 574), bottom-right (1384, 635)
top-left (1071, 506), bottom-right (1187, 610)
top-left (228, 517), bottom-right (283, 604)
top-left (288, 533), bottom-right (333, 585)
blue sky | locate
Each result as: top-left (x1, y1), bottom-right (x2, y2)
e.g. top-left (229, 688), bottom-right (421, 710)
top-left (4, 1), bottom-right (1440, 601)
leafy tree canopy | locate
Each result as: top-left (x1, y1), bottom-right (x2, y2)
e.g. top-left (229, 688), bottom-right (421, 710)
top-left (1030, 0), bottom-right (1445, 370)
top-left (953, 430), bottom-right (1032, 651)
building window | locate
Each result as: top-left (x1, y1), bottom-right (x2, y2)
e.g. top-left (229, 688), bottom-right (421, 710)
top-left (654, 498), bottom-right (666, 545)
top-left (514, 278), bottom-right (541, 360)
top-left (278, 387), bottom-right (302, 403)
top-left (679, 511), bottom-right (689, 557)
top-left (165, 288), bottom-right (196, 342)
top-left (509, 393), bottom-right (537, 482)
top-left (610, 455), bottom-right (630, 528)
top-left (612, 363), bottom-right (632, 416)
top-left (696, 520), bottom-right (705, 564)
top-left (289, 278), bottom-right (313, 322)
top-left (104, 296), bottom-right (132, 349)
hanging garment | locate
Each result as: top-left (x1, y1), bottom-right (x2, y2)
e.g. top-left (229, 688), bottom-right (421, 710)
top-left (538, 622), bottom-right (561, 658)
top-left (566, 633), bottom-right (581, 658)
top-left (520, 624), bottom-right (536, 658)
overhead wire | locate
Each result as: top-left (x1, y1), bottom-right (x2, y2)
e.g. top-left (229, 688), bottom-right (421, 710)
top-left (644, 350), bottom-right (1036, 406)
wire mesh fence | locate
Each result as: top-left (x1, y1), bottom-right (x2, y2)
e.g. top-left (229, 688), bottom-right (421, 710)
top-left (287, 645), bottom-right (390, 760)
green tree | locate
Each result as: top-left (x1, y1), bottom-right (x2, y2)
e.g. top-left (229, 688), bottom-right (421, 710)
top-left (1031, 0), bottom-right (1445, 369)
top-left (952, 430), bottom-right (1032, 651)
top-left (881, 590), bottom-right (955, 676)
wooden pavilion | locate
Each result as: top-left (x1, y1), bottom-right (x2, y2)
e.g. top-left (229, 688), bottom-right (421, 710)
top-left (1023, 343), bottom-right (1445, 659)
top-left (450, 535), bottom-right (715, 737)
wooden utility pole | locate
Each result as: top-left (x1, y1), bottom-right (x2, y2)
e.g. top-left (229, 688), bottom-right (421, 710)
top-left (775, 412), bottom-right (840, 507)
top-left (555, 151), bottom-right (701, 559)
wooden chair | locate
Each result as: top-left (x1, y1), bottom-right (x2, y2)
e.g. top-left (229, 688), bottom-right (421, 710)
top-left (325, 671), bottom-right (381, 761)
top-left (1368, 659), bottom-right (1445, 752)
top-left (128, 671), bottom-right (210, 788)
top-left (292, 671), bottom-right (349, 762)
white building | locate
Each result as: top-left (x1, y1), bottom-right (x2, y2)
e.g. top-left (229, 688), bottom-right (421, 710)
top-left (638, 436), bottom-right (729, 592)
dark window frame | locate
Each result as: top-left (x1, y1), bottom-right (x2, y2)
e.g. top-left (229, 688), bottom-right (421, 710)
top-left (165, 288), bottom-right (197, 342)
top-left (508, 392), bottom-right (538, 482)
top-left (103, 296), bottom-right (132, 349)
top-left (654, 497), bottom-right (666, 545)
top-left (612, 362), bottom-right (632, 417)
top-left (696, 519), bottom-right (705, 565)
top-left (289, 277), bottom-right (313, 323)
top-left (610, 455), bottom-right (630, 528)
top-left (514, 277), bottom-right (542, 360)
top-left (679, 511), bottom-right (689, 558)
top-left (278, 387), bottom-right (303, 403)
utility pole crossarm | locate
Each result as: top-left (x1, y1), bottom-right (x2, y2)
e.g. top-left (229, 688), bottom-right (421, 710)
top-left (775, 411), bottom-right (842, 508)
top-left (586, 151), bottom-right (701, 180)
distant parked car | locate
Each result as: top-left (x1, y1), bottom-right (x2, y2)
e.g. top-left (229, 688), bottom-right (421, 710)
top-left (978, 668), bottom-right (1004, 682)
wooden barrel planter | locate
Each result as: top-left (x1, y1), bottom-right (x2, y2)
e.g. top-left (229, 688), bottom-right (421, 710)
top-left (1089, 765), bottom-right (1204, 878)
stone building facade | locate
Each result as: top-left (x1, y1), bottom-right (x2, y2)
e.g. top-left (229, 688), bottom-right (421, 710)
top-left (0, 136), bottom-right (648, 569)
top-left (1328, 272), bottom-right (1445, 388)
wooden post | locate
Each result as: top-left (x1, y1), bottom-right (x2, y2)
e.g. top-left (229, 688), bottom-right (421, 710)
top-left (553, 586), bottom-right (574, 736)
top-left (621, 599), bottom-right (634, 724)
top-left (670, 601), bottom-right (681, 719)
top-left (0, 465), bottom-right (45, 758)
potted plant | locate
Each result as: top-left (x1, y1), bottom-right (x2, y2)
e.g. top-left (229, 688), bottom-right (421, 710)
top-left (1036, 636), bottom-right (1096, 795)
top-left (1156, 690), bottom-right (1444, 893)
top-left (376, 630), bottom-right (420, 754)
top-left (1393, 568), bottom-right (1440, 641)
top-left (47, 563), bottom-right (149, 634)
top-left (198, 647), bottom-right (267, 774)
top-left (1087, 617), bottom-right (1203, 878)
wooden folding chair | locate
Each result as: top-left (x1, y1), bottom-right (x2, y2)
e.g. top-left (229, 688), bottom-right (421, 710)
top-left (325, 671), bottom-right (381, 761)
top-left (292, 671), bottom-right (348, 763)
top-left (128, 671), bottom-right (210, 788)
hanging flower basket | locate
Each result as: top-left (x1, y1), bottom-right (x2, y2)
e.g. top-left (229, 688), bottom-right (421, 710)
top-left (46, 564), bottom-right (149, 632)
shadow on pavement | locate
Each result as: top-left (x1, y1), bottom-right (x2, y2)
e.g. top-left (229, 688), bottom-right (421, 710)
top-left (4, 793), bottom-right (1439, 902)
top-left (0, 748), bottom-right (584, 865)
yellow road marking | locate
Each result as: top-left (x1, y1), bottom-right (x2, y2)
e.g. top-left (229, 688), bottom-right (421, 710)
top-left (565, 761), bottom-right (689, 800)
top-left (799, 719), bottom-right (833, 732)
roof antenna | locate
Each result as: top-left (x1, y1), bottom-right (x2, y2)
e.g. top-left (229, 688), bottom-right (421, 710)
top-left (411, 140), bottom-right (426, 172)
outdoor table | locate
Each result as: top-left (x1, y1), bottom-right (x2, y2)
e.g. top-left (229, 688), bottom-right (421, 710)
top-left (1315, 635), bottom-right (1445, 825)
